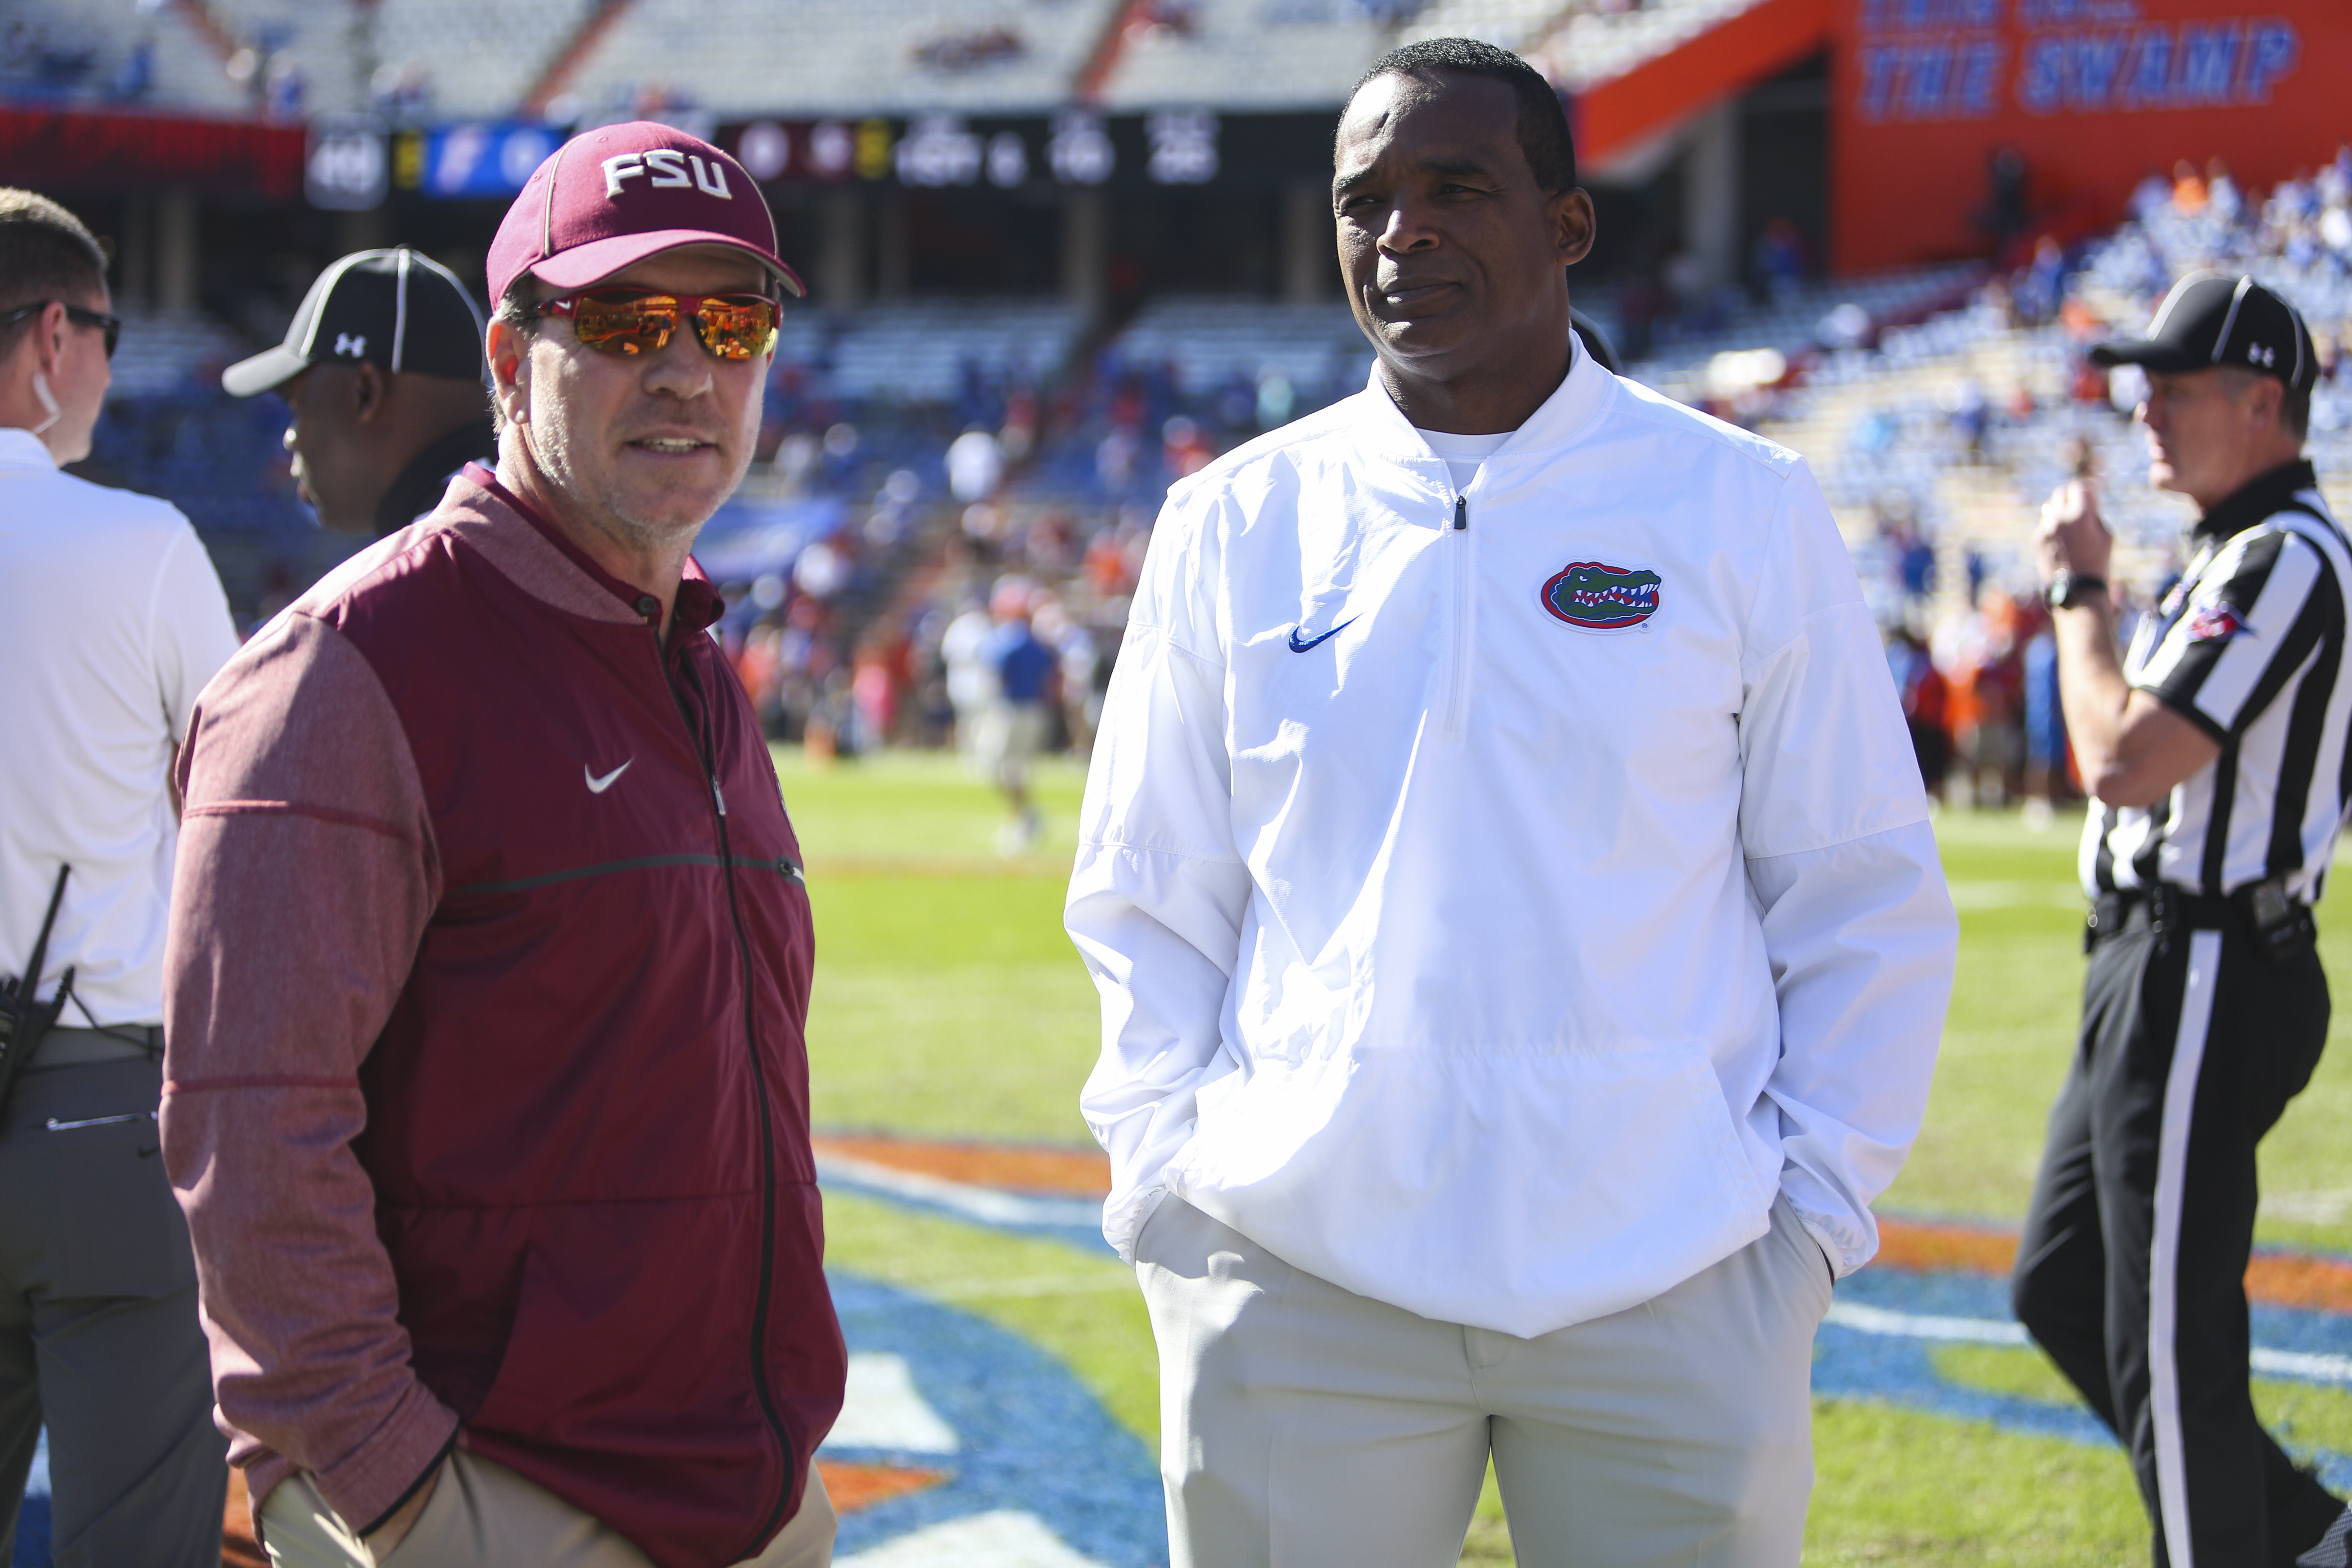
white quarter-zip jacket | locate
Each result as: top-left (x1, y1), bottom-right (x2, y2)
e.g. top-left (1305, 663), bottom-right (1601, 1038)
top-left (1066, 345), bottom-right (1958, 1339)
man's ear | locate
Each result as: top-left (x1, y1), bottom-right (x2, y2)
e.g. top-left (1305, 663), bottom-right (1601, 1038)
top-left (2245, 374), bottom-right (2285, 437)
top-left (33, 301), bottom-right (69, 377)
top-left (353, 361), bottom-right (389, 425)
top-left (1550, 187), bottom-right (1597, 269)
top-left (485, 320), bottom-right (530, 427)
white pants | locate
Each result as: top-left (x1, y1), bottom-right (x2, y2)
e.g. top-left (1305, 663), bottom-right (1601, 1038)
top-left (258, 1449), bottom-right (835, 1568)
top-left (1136, 1195), bottom-right (1834, 1568)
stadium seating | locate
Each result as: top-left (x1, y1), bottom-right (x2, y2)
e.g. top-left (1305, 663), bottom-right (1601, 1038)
top-left (1586, 262), bottom-right (1982, 397)
top-left (561, 0), bottom-right (1125, 120)
top-left (1521, 0), bottom-right (1777, 92)
top-left (1749, 167), bottom-right (2352, 609)
top-left (107, 304), bottom-right (250, 399)
top-left (1104, 295), bottom-right (1371, 396)
top-left (360, 0), bottom-right (595, 122)
top-left (1398, 0), bottom-right (1779, 94)
top-left (1093, 0), bottom-right (1392, 113)
top-left (781, 298), bottom-right (1087, 404)
top-left (0, 0), bottom-right (251, 116)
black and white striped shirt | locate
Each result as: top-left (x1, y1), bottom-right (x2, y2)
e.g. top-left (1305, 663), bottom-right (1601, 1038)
top-left (2082, 461), bottom-right (2352, 902)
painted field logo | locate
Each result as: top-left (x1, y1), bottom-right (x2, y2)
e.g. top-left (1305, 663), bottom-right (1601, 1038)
top-left (1542, 560), bottom-right (1662, 630)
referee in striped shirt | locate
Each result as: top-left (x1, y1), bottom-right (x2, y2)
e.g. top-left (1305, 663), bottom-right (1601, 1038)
top-left (2013, 272), bottom-right (2352, 1567)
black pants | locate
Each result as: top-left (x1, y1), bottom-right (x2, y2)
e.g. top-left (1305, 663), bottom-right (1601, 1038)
top-left (2013, 904), bottom-right (2341, 1567)
top-left (0, 1056), bottom-right (226, 1568)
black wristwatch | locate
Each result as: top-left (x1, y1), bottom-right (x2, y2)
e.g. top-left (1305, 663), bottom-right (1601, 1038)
top-left (2046, 570), bottom-right (2108, 610)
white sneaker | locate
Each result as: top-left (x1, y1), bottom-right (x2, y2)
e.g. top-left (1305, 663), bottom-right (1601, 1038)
top-left (2299, 1506), bottom-right (2352, 1567)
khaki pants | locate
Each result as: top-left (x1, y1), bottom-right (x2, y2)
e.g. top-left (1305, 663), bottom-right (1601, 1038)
top-left (258, 1449), bottom-right (835, 1568)
top-left (1136, 1195), bottom-right (1834, 1568)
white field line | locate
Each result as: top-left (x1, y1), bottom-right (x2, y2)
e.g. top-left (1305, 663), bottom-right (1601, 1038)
top-left (823, 1353), bottom-right (960, 1454)
top-left (818, 1153), bottom-right (1106, 1230)
top-left (1944, 881), bottom-right (2087, 911)
top-left (1825, 1302), bottom-right (2352, 1384)
top-left (2261, 1189), bottom-right (2352, 1224)
top-left (834, 1509), bottom-right (1110, 1568)
top-left (918, 1275), bottom-right (1135, 1300)
top-left (1825, 1302), bottom-right (2028, 1344)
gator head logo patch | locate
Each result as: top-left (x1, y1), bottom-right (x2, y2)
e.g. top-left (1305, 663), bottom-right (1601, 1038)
top-left (1541, 560), bottom-right (1662, 631)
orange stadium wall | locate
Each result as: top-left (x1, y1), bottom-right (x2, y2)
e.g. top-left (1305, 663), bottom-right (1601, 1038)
top-left (1829, 0), bottom-right (2352, 273)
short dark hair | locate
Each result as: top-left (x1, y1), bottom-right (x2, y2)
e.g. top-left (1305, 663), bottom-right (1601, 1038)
top-left (490, 272), bottom-right (541, 336)
top-left (488, 273), bottom-right (541, 435)
top-left (1350, 38), bottom-right (1578, 194)
top-left (0, 189), bottom-right (107, 345)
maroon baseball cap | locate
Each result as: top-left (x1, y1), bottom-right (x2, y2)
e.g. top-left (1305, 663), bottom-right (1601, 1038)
top-left (486, 121), bottom-right (805, 308)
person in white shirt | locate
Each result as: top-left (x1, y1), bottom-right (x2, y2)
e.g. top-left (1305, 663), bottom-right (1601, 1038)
top-left (940, 593), bottom-right (1001, 768)
top-left (1066, 40), bottom-right (1957, 1566)
top-left (0, 188), bottom-right (240, 1566)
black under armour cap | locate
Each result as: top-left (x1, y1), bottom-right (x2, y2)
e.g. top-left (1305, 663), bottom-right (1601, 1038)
top-left (222, 247), bottom-right (486, 397)
top-left (2089, 272), bottom-right (2317, 394)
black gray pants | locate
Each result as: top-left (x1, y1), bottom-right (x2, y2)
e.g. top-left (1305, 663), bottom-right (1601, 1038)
top-left (2013, 901), bottom-right (2341, 1567)
top-left (0, 1045), bottom-right (226, 1567)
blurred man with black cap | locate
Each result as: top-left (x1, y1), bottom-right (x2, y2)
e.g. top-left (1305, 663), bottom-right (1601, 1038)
top-left (2016, 272), bottom-right (2352, 1566)
top-left (223, 248), bottom-right (492, 536)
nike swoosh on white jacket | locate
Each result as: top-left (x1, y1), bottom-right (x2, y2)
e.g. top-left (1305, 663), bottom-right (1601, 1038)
top-left (1066, 345), bottom-right (1958, 1339)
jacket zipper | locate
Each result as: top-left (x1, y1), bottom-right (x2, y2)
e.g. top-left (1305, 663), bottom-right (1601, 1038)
top-left (659, 634), bottom-right (796, 1547)
top-left (1443, 494), bottom-right (1472, 740)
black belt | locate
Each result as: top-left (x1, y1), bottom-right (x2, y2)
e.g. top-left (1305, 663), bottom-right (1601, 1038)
top-left (2087, 877), bottom-right (2314, 963)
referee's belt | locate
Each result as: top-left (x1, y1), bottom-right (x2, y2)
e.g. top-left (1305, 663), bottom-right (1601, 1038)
top-left (2086, 876), bottom-right (2312, 961)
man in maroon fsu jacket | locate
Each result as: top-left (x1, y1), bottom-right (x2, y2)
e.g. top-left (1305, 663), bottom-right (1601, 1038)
top-left (161, 122), bottom-right (844, 1568)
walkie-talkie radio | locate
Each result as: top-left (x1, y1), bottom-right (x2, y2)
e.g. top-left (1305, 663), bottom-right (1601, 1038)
top-left (0, 865), bottom-right (74, 1118)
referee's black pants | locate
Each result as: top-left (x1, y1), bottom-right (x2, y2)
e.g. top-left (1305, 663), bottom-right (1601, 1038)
top-left (2013, 900), bottom-right (2341, 1567)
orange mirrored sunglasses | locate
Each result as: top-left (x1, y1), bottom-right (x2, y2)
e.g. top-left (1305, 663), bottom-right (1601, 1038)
top-left (537, 288), bottom-right (781, 361)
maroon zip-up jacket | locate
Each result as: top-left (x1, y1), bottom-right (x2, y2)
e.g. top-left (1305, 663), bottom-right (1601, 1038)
top-left (162, 468), bottom-right (844, 1568)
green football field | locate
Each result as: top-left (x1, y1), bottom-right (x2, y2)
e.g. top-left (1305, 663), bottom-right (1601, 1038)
top-left (783, 747), bottom-right (2352, 1566)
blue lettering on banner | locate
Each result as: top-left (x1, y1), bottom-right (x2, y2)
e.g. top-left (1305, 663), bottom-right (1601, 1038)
top-left (2121, 25), bottom-right (2172, 106)
top-left (1857, 38), bottom-right (2010, 121)
top-left (1858, 45), bottom-right (1903, 118)
top-left (1859, 7), bottom-right (2302, 120)
top-left (1903, 44), bottom-right (1956, 114)
top-left (2066, 31), bottom-right (2128, 109)
top-left (1860, 0), bottom-right (2002, 31)
top-left (2241, 19), bottom-right (2299, 101)
top-left (2018, 33), bottom-right (2064, 109)
top-left (1955, 38), bottom-right (2006, 112)
top-left (2176, 21), bottom-right (2241, 104)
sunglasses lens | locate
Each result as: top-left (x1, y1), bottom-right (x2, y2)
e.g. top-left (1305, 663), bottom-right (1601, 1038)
top-left (570, 294), bottom-right (676, 356)
top-left (694, 298), bottom-right (780, 361)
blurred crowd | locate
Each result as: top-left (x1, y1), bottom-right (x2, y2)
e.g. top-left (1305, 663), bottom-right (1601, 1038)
top-left (56, 142), bottom-right (2352, 835)
top-left (1844, 146), bottom-right (2352, 817)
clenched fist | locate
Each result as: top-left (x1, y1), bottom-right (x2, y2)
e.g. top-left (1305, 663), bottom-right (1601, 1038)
top-left (2035, 478), bottom-right (2113, 585)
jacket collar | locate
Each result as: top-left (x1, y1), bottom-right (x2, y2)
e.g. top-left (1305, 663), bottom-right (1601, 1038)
top-left (1348, 330), bottom-right (1614, 472)
top-left (433, 463), bottom-right (722, 634)
top-left (2192, 458), bottom-right (2321, 543)
top-left (0, 428), bottom-right (56, 470)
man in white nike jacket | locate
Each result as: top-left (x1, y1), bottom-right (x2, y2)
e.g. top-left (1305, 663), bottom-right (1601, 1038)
top-left (1065, 38), bottom-right (1957, 1568)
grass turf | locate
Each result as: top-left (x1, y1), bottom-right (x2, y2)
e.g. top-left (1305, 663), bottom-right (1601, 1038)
top-left (777, 748), bottom-right (2352, 1562)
